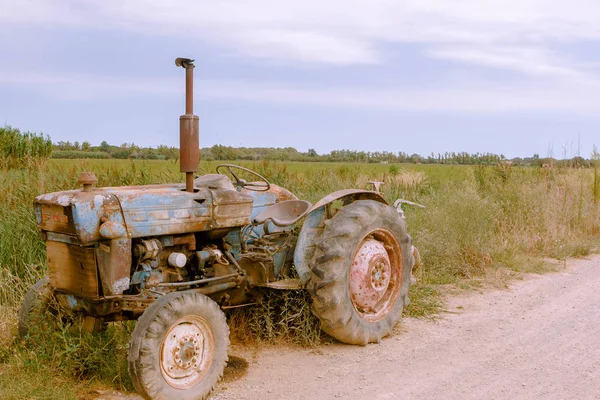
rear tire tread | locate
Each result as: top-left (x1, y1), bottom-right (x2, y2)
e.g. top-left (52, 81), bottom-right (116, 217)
top-left (306, 200), bottom-right (414, 345)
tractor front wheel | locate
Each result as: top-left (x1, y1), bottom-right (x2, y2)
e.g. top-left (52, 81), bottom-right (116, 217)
top-left (128, 291), bottom-right (229, 400)
top-left (307, 200), bottom-right (414, 345)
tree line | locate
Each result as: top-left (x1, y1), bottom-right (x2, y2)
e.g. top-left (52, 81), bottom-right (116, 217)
top-left (2, 126), bottom-right (595, 169)
top-left (50, 141), bottom-right (599, 167)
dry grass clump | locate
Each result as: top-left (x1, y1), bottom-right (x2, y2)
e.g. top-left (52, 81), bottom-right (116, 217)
top-left (228, 289), bottom-right (321, 346)
top-left (387, 170), bottom-right (426, 188)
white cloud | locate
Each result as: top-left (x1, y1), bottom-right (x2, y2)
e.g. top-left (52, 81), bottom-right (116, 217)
top-left (231, 30), bottom-right (378, 65)
top-left (426, 46), bottom-right (587, 79)
top-left (3, 69), bottom-right (600, 115)
top-left (2, 0), bottom-right (600, 72)
top-left (199, 79), bottom-right (600, 115)
top-left (2, 0), bottom-right (600, 117)
top-left (0, 71), bottom-right (179, 100)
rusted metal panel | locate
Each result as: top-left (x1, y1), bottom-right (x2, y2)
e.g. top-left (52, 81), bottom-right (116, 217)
top-left (243, 191), bottom-right (277, 222)
top-left (99, 220), bottom-right (127, 239)
top-left (55, 292), bottom-right (155, 317)
top-left (71, 192), bottom-right (114, 243)
top-left (36, 190), bottom-right (78, 207)
top-left (35, 182), bottom-right (256, 242)
top-left (46, 231), bottom-right (80, 245)
top-left (242, 184), bottom-right (298, 202)
top-left (36, 190), bottom-right (121, 245)
top-left (293, 206), bottom-right (325, 283)
top-left (47, 240), bottom-right (99, 298)
top-left (180, 114), bottom-right (200, 174)
top-left (39, 204), bottom-right (76, 235)
top-left (309, 189), bottom-right (387, 213)
top-left (117, 186), bottom-right (249, 236)
top-left (93, 186), bottom-right (212, 238)
top-left (96, 238), bottom-right (132, 296)
top-left (210, 188), bottom-right (253, 228)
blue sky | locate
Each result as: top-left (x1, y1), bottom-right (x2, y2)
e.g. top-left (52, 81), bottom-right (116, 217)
top-left (1, 0), bottom-right (600, 158)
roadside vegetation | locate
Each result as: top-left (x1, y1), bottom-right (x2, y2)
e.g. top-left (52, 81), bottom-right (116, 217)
top-left (1, 144), bottom-right (600, 398)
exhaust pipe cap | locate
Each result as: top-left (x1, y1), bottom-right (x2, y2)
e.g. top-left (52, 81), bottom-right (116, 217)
top-left (175, 57), bottom-right (195, 68)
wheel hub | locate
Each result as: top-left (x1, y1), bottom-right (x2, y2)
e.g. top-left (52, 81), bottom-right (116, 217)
top-left (349, 238), bottom-right (392, 311)
top-left (160, 317), bottom-right (214, 388)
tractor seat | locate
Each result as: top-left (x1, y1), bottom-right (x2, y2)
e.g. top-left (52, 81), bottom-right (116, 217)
top-left (253, 200), bottom-right (312, 227)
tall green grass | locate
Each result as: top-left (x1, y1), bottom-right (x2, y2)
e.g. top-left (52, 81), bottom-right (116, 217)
top-left (0, 125), bottom-right (52, 170)
top-left (1, 159), bottom-right (599, 396)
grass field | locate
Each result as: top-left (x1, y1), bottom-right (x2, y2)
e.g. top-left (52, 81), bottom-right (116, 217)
top-left (1, 158), bottom-right (599, 398)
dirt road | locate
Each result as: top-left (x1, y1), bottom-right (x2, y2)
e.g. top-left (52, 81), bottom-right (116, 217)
top-left (102, 256), bottom-right (600, 400)
top-left (210, 256), bottom-right (600, 400)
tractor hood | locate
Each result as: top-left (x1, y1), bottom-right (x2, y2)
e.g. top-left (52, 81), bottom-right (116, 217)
top-left (35, 184), bottom-right (253, 245)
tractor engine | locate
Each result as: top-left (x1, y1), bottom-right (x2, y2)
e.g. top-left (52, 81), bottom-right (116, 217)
top-left (129, 235), bottom-right (235, 291)
top-left (34, 179), bottom-right (253, 304)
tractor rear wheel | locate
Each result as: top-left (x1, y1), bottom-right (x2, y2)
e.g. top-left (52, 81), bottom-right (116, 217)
top-left (307, 200), bottom-right (413, 345)
top-left (128, 291), bottom-right (229, 400)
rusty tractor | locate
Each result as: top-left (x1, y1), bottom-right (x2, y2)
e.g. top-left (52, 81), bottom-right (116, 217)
top-left (19, 58), bottom-right (417, 400)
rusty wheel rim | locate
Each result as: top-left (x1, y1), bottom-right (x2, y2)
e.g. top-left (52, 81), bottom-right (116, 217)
top-left (349, 228), bottom-right (403, 322)
top-left (160, 316), bottom-right (214, 389)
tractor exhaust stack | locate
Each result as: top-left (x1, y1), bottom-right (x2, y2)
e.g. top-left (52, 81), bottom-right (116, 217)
top-left (175, 57), bottom-right (200, 192)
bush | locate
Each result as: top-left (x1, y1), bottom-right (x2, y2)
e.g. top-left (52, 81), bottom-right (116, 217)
top-left (51, 150), bottom-right (110, 159)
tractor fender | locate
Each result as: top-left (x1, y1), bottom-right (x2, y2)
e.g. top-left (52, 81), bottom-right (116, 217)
top-left (294, 189), bottom-right (387, 284)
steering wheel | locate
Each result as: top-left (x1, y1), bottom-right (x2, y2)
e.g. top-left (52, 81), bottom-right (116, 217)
top-left (216, 164), bottom-right (271, 192)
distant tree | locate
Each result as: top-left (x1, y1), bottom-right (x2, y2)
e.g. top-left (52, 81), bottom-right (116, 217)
top-left (410, 153), bottom-right (422, 164)
top-left (570, 156), bottom-right (587, 168)
top-left (81, 141), bottom-right (91, 152)
top-left (308, 148), bottom-right (317, 157)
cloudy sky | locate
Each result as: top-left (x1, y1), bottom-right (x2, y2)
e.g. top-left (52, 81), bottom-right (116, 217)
top-left (1, 0), bottom-right (600, 158)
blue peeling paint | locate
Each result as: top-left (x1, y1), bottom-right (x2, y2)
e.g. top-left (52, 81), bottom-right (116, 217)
top-left (65, 294), bottom-right (79, 310)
